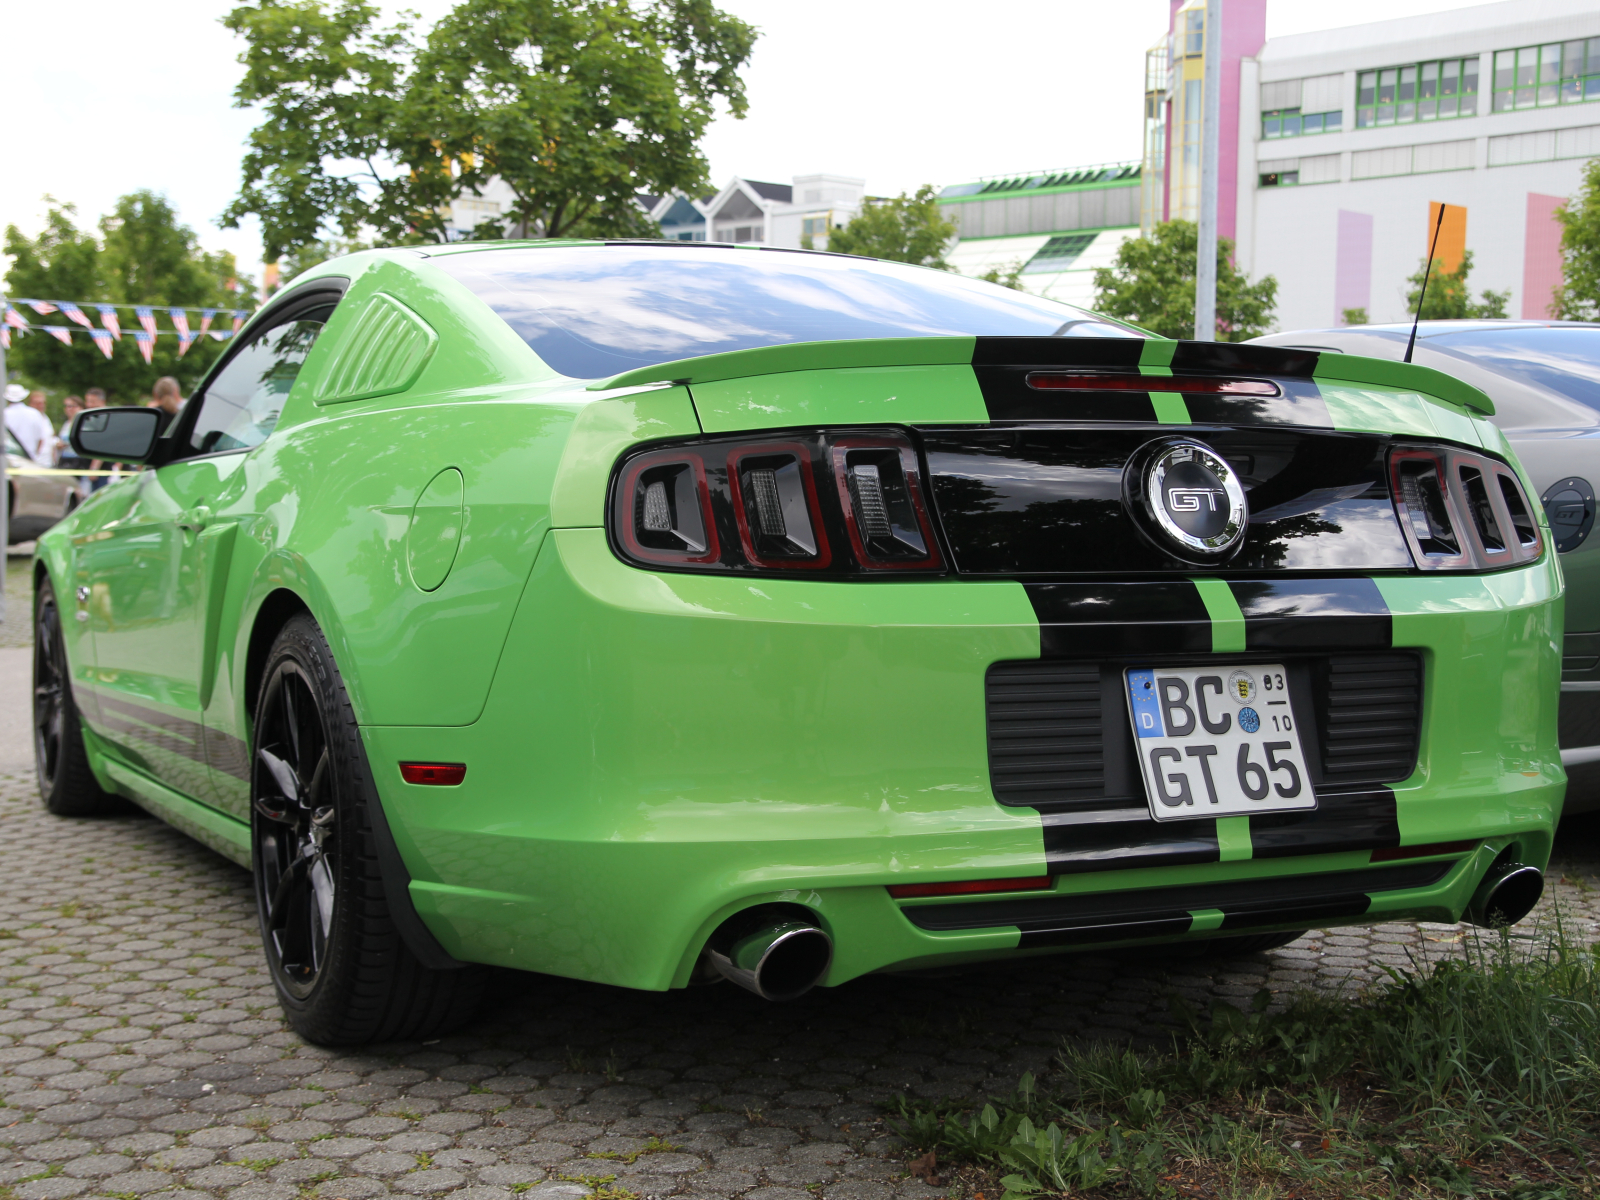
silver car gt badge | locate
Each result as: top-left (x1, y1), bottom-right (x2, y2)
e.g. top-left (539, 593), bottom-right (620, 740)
top-left (1128, 438), bottom-right (1248, 558)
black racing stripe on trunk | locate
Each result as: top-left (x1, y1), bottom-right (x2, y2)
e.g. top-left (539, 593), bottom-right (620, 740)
top-left (975, 366), bottom-right (1159, 423)
top-left (1180, 378), bottom-right (1332, 428)
top-left (1228, 578), bottom-right (1392, 651)
top-left (1168, 341), bottom-right (1320, 378)
top-left (1042, 811), bottom-right (1219, 873)
top-left (1026, 582), bottom-right (1212, 658)
top-left (972, 337), bottom-right (1147, 369)
top-left (903, 861), bottom-right (1450, 939)
top-left (1249, 789), bottom-right (1400, 859)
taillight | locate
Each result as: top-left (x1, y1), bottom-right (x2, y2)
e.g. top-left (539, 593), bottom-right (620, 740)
top-left (1389, 444), bottom-right (1542, 570)
top-left (609, 430), bottom-right (945, 577)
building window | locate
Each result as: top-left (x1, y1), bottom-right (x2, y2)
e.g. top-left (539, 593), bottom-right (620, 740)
top-left (1262, 108), bottom-right (1342, 138)
top-left (1259, 170), bottom-right (1300, 186)
top-left (1493, 39), bottom-right (1600, 112)
top-left (1022, 233), bottom-right (1097, 274)
top-left (1183, 7), bottom-right (1203, 57)
top-left (801, 216), bottom-right (835, 239)
top-left (1356, 58), bottom-right (1478, 127)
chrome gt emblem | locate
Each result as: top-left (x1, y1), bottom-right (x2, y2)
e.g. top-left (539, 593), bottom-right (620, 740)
top-left (1125, 438), bottom-right (1248, 559)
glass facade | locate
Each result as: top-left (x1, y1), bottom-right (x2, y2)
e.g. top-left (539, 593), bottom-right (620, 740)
top-left (1356, 58), bottom-right (1478, 127)
top-left (1262, 108), bottom-right (1342, 138)
top-left (1492, 39), bottom-right (1600, 111)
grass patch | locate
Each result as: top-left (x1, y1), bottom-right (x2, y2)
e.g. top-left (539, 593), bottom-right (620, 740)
top-left (889, 929), bottom-right (1600, 1198)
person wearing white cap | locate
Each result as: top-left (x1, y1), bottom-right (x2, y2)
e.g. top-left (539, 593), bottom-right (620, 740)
top-left (5, 385), bottom-right (55, 463)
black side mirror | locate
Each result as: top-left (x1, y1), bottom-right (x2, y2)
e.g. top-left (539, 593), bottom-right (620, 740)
top-left (71, 407), bottom-right (163, 464)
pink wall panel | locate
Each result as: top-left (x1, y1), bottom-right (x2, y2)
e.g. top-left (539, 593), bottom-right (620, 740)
top-left (1522, 193), bottom-right (1566, 319)
top-left (1334, 210), bottom-right (1374, 324)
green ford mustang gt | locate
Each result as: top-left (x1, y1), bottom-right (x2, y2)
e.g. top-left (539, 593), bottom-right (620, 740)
top-left (31, 242), bottom-right (1563, 1044)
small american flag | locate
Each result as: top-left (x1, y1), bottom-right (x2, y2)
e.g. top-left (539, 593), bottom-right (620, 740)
top-left (3, 305), bottom-right (29, 329)
top-left (59, 302), bottom-right (94, 330)
top-left (199, 308), bottom-right (216, 335)
top-left (25, 299), bottom-right (58, 315)
top-left (135, 306), bottom-right (158, 339)
top-left (45, 326), bottom-right (73, 345)
top-left (96, 305), bottom-right (122, 340)
top-left (90, 329), bottom-right (114, 359)
top-left (134, 330), bottom-right (155, 364)
top-left (169, 308), bottom-right (191, 340)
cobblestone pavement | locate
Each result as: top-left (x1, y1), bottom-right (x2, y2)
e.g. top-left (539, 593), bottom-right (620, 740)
top-left (2, 570), bottom-right (1599, 1200)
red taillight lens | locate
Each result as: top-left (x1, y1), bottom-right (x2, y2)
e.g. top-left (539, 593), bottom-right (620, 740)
top-left (608, 429), bottom-right (944, 577)
top-left (1026, 372), bottom-right (1280, 396)
top-left (887, 876), bottom-right (1052, 899)
top-left (1389, 444), bottom-right (1542, 570)
top-left (829, 438), bottom-right (942, 570)
top-left (617, 451), bottom-right (720, 565)
top-left (400, 762), bottom-right (467, 786)
top-left (726, 442), bottom-right (831, 569)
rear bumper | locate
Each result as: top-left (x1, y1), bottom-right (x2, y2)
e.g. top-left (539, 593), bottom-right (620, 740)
top-left (363, 529), bottom-right (1564, 990)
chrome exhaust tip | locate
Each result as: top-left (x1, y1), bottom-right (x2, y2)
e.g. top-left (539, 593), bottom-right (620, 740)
top-left (1467, 861), bottom-right (1544, 928)
top-left (705, 919), bottom-right (833, 1001)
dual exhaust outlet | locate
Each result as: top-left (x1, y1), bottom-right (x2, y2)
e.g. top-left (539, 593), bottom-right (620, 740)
top-left (703, 856), bottom-right (1543, 1001)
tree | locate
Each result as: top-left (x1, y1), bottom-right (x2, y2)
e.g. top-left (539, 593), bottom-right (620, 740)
top-left (1404, 250), bottom-right (1509, 319)
top-left (222, 0), bottom-right (756, 259)
top-left (1091, 220), bottom-right (1277, 340)
top-left (3, 192), bottom-right (251, 403)
top-left (819, 187), bottom-right (956, 269)
top-left (977, 261), bottom-right (1026, 290)
top-left (1554, 157), bottom-right (1600, 321)
top-left (1341, 307), bottom-right (1369, 326)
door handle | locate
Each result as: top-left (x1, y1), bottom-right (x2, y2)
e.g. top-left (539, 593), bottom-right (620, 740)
top-left (178, 505), bottom-right (212, 533)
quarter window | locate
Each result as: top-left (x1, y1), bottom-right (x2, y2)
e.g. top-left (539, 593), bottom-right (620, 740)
top-left (1356, 58), bottom-right (1478, 127)
top-left (186, 312), bottom-right (332, 455)
top-left (1492, 39), bottom-right (1600, 111)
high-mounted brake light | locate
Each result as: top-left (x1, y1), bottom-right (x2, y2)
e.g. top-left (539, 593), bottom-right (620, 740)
top-left (400, 762), bottom-right (467, 786)
top-left (1389, 444), bottom-right (1541, 570)
top-left (887, 876), bottom-right (1052, 899)
top-left (1026, 372), bottom-right (1280, 396)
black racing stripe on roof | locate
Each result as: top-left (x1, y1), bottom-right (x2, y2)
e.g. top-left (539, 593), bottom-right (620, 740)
top-left (1180, 378), bottom-right (1332, 427)
top-left (1025, 582), bottom-right (1213, 658)
top-left (1227, 579), bottom-right (1392, 651)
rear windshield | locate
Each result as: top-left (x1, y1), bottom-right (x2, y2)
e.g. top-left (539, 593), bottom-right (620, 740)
top-left (1425, 326), bottom-right (1600, 412)
top-left (433, 243), bottom-right (1144, 379)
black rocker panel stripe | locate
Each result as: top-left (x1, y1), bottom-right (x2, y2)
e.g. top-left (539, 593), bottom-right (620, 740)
top-left (1228, 578), bottom-right (1392, 650)
top-left (900, 861), bottom-right (1451, 946)
top-left (1026, 581), bottom-right (1213, 658)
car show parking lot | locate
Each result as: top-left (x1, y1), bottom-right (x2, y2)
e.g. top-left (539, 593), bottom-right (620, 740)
top-left (4, 556), bottom-right (1600, 1200)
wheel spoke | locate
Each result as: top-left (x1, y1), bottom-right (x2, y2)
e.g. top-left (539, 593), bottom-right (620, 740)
top-left (258, 747), bottom-right (301, 806)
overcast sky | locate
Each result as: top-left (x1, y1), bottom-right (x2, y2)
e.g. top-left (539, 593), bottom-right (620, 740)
top-left (3, 0), bottom-right (1465, 292)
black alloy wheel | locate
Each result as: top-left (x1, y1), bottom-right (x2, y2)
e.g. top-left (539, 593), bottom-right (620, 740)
top-left (250, 615), bottom-right (483, 1044)
top-left (252, 658), bottom-right (339, 998)
top-left (33, 576), bottom-right (122, 817)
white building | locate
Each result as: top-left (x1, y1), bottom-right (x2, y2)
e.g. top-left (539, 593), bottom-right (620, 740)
top-left (1234, 0), bottom-right (1600, 329)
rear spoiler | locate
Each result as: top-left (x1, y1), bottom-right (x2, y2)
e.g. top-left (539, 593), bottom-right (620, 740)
top-left (591, 336), bottom-right (1494, 417)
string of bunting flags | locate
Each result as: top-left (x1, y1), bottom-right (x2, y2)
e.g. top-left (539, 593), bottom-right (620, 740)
top-left (0, 297), bottom-right (256, 364)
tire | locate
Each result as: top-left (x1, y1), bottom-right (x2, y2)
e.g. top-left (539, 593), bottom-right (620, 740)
top-left (34, 576), bottom-right (125, 816)
top-left (251, 614), bottom-right (484, 1045)
top-left (1201, 929), bottom-right (1309, 956)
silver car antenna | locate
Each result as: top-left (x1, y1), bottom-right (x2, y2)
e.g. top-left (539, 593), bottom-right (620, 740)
top-left (1405, 203), bottom-right (1449, 364)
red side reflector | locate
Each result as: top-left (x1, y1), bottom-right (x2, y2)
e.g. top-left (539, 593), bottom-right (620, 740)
top-left (887, 876), bottom-right (1052, 900)
top-left (1026, 372), bottom-right (1280, 396)
top-left (1370, 840), bottom-right (1477, 862)
top-left (400, 762), bottom-right (467, 786)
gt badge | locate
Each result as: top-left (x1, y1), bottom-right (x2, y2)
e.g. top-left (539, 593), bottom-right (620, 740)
top-left (1124, 437), bottom-right (1249, 560)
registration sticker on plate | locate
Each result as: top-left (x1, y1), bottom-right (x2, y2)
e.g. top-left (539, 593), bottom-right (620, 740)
top-left (1125, 664), bottom-right (1315, 821)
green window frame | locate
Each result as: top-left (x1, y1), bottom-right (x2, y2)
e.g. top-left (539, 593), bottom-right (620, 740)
top-left (1492, 38), bottom-right (1600, 111)
top-left (1356, 57), bottom-right (1478, 128)
top-left (1262, 108), bottom-right (1342, 139)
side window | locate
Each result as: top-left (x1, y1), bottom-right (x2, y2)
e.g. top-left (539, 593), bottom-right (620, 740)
top-left (186, 308), bottom-right (333, 456)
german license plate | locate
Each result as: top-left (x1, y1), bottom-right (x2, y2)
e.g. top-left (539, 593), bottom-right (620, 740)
top-left (1125, 664), bottom-right (1315, 821)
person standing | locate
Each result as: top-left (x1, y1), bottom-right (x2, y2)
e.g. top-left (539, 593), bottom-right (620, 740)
top-left (149, 376), bottom-right (184, 435)
top-left (82, 388), bottom-right (109, 489)
top-left (5, 386), bottom-right (53, 463)
top-left (57, 396), bottom-right (87, 480)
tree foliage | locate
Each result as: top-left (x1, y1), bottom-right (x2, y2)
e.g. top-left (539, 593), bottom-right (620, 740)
top-left (4, 192), bottom-right (252, 403)
top-left (1554, 157), bottom-right (1600, 321)
top-left (1091, 221), bottom-right (1277, 341)
top-left (222, 0), bottom-right (756, 259)
top-left (820, 186), bottom-right (955, 269)
top-left (1404, 250), bottom-right (1509, 320)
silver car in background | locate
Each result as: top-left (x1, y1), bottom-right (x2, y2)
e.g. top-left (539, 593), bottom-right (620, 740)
top-left (1250, 320), bottom-right (1600, 815)
top-left (6, 427), bottom-right (81, 545)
